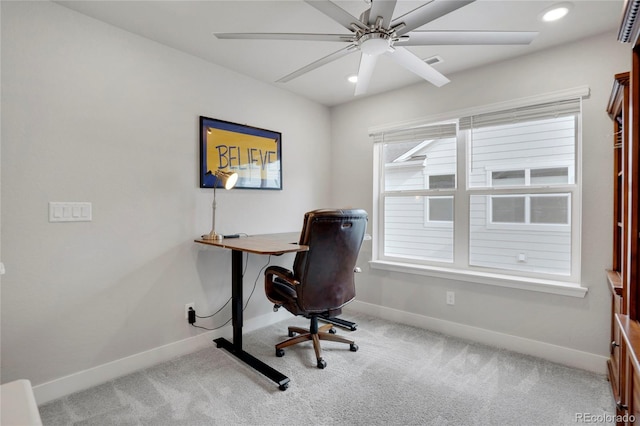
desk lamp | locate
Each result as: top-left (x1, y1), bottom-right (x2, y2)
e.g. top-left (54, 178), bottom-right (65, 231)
top-left (202, 170), bottom-right (238, 240)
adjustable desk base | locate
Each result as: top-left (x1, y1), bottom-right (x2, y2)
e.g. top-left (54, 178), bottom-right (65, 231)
top-left (196, 234), bottom-right (305, 392)
top-left (214, 337), bottom-right (290, 391)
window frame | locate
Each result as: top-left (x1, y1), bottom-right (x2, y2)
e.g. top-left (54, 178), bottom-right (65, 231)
top-left (371, 88), bottom-right (586, 293)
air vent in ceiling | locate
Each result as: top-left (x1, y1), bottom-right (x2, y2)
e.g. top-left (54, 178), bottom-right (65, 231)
top-left (424, 55), bottom-right (444, 66)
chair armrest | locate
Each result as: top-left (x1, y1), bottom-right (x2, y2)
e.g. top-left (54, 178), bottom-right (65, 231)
top-left (265, 265), bottom-right (300, 286)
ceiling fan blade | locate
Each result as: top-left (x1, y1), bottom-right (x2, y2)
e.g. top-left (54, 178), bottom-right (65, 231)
top-left (305, 0), bottom-right (367, 31)
top-left (215, 33), bottom-right (353, 42)
top-left (397, 31), bottom-right (538, 46)
top-left (277, 45), bottom-right (357, 83)
top-left (392, 0), bottom-right (475, 37)
top-left (368, 0), bottom-right (397, 28)
top-left (355, 53), bottom-right (378, 96)
top-left (385, 46), bottom-right (450, 87)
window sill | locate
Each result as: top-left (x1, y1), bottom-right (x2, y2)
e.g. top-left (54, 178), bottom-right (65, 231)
top-left (369, 260), bottom-right (588, 298)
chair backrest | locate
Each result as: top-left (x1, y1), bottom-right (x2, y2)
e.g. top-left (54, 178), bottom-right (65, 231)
top-left (292, 209), bottom-right (368, 313)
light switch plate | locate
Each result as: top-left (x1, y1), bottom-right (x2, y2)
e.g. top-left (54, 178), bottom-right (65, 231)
top-left (49, 202), bottom-right (92, 222)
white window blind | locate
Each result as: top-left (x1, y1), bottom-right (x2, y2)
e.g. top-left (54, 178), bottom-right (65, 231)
top-left (372, 122), bottom-right (457, 144)
top-left (459, 98), bottom-right (581, 130)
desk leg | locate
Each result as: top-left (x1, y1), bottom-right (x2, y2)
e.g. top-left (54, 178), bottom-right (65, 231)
top-left (213, 249), bottom-right (290, 391)
top-left (231, 249), bottom-right (243, 349)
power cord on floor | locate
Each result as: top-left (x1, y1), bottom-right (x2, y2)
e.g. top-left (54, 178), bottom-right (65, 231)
top-left (189, 254), bottom-right (272, 331)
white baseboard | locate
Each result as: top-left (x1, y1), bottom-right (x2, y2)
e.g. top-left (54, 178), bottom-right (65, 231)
top-left (345, 300), bottom-right (608, 375)
top-left (34, 303), bottom-right (607, 405)
top-left (32, 310), bottom-right (290, 405)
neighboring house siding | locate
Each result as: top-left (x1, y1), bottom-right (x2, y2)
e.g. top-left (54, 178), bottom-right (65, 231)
top-left (385, 164), bottom-right (425, 191)
top-left (422, 138), bottom-right (456, 178)
top-left (469, 195), bottom-right (572, 274)
top-left (385, 196), bottom-right (453, 262)
top-left (468, 117), bottom-right (575, 187)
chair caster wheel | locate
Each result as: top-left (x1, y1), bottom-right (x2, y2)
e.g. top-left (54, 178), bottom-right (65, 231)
top-left (288, 330), bottom-right (296, 337)
top-left (317, 358), bottom-right (327, 369)
top-left (328, 327), bottom-right (336, 334)
top-left (279, 382), bottom-right (289, 391)
top-left (349, 325), bottom-right (357, 331)
top-left (350, 343), bottom-right (358, 352)
top-left (276, 348), bottom-right (285, 357)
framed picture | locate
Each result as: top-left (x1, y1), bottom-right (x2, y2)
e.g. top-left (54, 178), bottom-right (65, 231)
top-left (199, 116), bottom-right (282, 190)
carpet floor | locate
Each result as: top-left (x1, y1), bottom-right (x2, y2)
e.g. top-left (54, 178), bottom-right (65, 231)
top-left (38, 312), bottom-right (615, 425)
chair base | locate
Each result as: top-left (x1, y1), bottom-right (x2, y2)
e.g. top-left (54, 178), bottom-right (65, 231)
top-left (319, 316), bottom-right (358, 331)
top-left (275, 318), bottom-right (358, 368)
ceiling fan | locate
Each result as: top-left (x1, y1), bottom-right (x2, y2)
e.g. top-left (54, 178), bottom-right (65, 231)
top-left (214, 0), bottom-right (538, 96)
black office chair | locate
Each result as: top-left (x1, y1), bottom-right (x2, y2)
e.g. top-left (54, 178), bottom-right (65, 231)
top-left (264, 209), bottom-right (368, 369)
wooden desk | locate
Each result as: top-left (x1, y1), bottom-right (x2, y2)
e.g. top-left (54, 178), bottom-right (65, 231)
top-left (195, 233), bottom-right (308, 391)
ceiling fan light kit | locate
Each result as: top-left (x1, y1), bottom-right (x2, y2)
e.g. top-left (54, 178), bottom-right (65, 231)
top-left (214, 0), bottom-right (538, 96)
top-left (358, 32), bottom-right (393, 56)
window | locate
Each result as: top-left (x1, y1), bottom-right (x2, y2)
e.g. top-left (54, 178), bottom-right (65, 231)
top-left (379, 123), bottom-right (457, 262)
top-left (427, 196), bottom-right (454, 222)
top-left (373, 95), bottom-right (582, 283)
top-left (530, 194), bottom-right (569, 224)
top-left (429, 174), bottom-right (455, 189)
top-left (491, 196), bottom-right (525, 223)
top-left (490, 167), bottom-right (569, 187)
top-left (531, 167), bottom-right (568, 185)
top-left (489, 194), bottom-right (570, 225)
top-left (426, 174), bottom-right (455, 223)
top-left (492, 170), bottom-right (525, 187)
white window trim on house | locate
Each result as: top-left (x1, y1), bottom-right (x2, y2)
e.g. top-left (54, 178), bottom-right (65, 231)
top-left (369, 86), bottom-right (589, 298)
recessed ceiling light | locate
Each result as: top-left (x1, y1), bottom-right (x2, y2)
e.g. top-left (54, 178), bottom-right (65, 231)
top-left (347, 75), bottom-right (358, 84)
top-left (540, 2), bottom-right (573, 22)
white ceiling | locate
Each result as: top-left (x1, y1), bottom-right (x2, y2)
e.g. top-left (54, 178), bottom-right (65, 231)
top-left (55, 0), bottom-right (625, 107)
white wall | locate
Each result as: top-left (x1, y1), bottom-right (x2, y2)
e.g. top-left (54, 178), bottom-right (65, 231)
top-left (1, 1), bottom-right (331, 388)
top-left (1, 0), bottom-right (630, 400)
top-left (330, 31), bottom-right (629, 360)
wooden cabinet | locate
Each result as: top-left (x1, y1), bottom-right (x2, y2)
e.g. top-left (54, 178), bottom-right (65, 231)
top-left (608, 72), bottom-right (629, 284)
top-left (607, 1), bottom-right (640, 424)
top-left (609, 271), bottom-right (624, 409)
top-left (608, 72), bottom-right (629, 414)
top-left (615, 315), bottom-right (640, 424)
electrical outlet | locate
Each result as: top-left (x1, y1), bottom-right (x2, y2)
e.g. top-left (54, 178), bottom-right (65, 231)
top-left (185, 303), bottom-right (195, 319)
top-left (446, 291), bottom-right (455, 305)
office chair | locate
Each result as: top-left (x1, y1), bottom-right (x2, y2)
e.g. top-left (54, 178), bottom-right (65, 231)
top-left (264, 208), bottom-right (368, 369)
